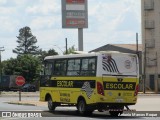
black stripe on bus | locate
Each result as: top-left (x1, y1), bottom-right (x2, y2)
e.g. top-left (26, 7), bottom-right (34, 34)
top-left (41, 80), bottom-right (96, 88)
top-left (102, 74), bottom-right (137, 77)
top-left (103, 62), bottom-right (111, 72)
top-left (102, 58), bottom-right (119, 73)
top-left (110, 58), bottom-right (119, 73)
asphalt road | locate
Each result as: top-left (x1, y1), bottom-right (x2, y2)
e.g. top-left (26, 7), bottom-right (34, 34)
top-left (0, 93), bottom-right (160, 119)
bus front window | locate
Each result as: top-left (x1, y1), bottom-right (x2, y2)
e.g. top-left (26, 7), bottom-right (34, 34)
top-left (40, 62), bottom-right (53, 87)
top-left (44, 63), bottom-right (53, 76)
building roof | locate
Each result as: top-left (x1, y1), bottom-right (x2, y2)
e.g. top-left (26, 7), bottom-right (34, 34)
top-left (90, 44), bottom-right (142, 53)
top-left (111, 44), bottom-right (142, 51)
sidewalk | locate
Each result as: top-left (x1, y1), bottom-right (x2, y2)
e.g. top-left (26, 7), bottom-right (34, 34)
top-left (0, 91), bottom-right (39, 97)
top-left (138, 92), bottom-right (160, 96)
top-left (1, 91), bottom-right (45, 107)
top-left (7, 100), bottom-right (47, 107)
top-left (1, 91), bottom-right (160, 107)
top-left (1, 91), bottom-right (159, 97)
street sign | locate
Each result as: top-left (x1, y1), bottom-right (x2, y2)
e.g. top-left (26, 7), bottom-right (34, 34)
top-left (16, 76), bottom-right (25, 86)
top-left (62, 0), bottom-right (88, 28)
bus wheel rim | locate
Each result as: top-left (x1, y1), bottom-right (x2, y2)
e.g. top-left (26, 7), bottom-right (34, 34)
top-left (48, 99), bottom-right (52, 108)
top-left (79, 101), bottom-right (85, 113)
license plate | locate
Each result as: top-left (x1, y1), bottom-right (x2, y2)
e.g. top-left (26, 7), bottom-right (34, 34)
top-left (115, 99), bottom-right (124, 102)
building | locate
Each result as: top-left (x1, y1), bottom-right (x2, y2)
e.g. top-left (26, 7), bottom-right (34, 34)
top-left (90, 44), bottom-right (142, 73)
top-left (141, 0), bottom-right (160, 92)
top-left (90, 44), bottom-right (143, 91)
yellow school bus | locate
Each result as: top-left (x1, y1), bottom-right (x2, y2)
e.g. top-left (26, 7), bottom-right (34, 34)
top-left (40, 51), bottom-right (139, 116)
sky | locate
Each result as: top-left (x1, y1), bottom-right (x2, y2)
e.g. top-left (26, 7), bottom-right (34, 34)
top-left (0, 0), bottom-right (141, 60)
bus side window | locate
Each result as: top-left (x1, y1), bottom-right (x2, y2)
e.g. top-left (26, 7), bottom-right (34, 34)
top-left (54, 60), bottom-right (66, 76)
top-left (89, 58), bottom-right (96, 71)
top-left (81, 58), bottom-right (96, 76)
top-left (67, 59), bottom-right (80, 76)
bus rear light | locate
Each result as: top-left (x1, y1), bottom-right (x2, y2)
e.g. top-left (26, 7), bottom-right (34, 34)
top-left (134, 84), bottom-right (139, 96)
top-left (97, 82), bottom-right (104, 96)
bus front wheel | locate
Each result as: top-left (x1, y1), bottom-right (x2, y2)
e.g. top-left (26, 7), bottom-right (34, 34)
top-left (48, 96), bottom-right (56, 111)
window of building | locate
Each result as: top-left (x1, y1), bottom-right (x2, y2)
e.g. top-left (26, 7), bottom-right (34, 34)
top-left (158, 74), bottom-right (160, 78)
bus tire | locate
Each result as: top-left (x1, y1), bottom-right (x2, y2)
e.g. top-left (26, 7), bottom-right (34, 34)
top-left (47, 96), bottom-right (56, 111)
top-left (77, 99), bottom-right (93, 116)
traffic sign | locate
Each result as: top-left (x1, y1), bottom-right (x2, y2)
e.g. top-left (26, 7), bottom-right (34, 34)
top-left (16, 76), bottom-right (25, 86)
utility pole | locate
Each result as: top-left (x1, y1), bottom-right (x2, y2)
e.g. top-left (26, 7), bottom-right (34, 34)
top-left (143, 43), bottom-right (146, 93)
top-left (136, 33), bottom-right (139, 57)
top-left (78, 28), bottom-right (83, 51)
top-left (0, 47), bottom-right (5, 84)
top-left (155, 52), bottom-right (158, 93)
top-left (66, 38), bottom-right (68, 54)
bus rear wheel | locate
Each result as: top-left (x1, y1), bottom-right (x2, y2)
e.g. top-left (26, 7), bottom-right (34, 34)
top-left (48, 96), bottom-right (56, 111)
top-left (77, 99), bottom-right (93, 116)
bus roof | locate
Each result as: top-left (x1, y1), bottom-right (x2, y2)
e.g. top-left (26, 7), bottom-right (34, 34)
top-left (44, 51), bottom-right (137, 60)
top-left (44, 52), bottom-right (97, 60)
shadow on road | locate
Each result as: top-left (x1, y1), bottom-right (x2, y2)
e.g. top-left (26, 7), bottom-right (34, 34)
top-left (42, 110), bottom-right (143, 119)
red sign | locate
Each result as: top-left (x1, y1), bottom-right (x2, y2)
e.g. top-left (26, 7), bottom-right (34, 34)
top-left (16, 76), bottom-right (25, 86)
top-left (66, 19), bottom-right (85, 27)
top-left (66, 0), bottom-right (85, 4)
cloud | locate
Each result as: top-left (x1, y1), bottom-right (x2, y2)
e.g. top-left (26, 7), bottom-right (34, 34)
top-left (84, 0), bottom-right (141, 51)
top-left (0, 0), bottom-right (141, 60)
top-left (29, 0), bottom-right (141, 52)
top-left (0, 7), bottom-right (16, 15)
top-left (0, 16), bottom-right (19, 32)
top-left (26, 0), bottom-right (60, 15)
top-left (34, 29), bottom-right (77, 48)
top-left (29, 16), bottom-right (60, 30)
top-left (0, 0), bottom-right (7, 5)
top-left (13, 0), bottom-right (26, 5)
top-left (1, 36), bottom-right (17, 60)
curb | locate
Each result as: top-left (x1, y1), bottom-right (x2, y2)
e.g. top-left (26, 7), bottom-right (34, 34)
top-left (7, 102), bottom-right (36, 106)
top-left (6, 101), bottom-right (47, 107)
top-left (138, 92), bottom-right (160, 96)
top-left (0, 92), bottom-right (39, 97)
top-left (138, 94), bottom-right (160, 96)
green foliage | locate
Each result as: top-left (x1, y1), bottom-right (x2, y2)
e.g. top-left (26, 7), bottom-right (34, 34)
top-left (2, 58), bottom-right (17, 75)
top-left (2, 26), bottom-right (60, 82)
top-left (39, 49), bottom-right (58, 61)
top-left (2, 49), bottom-right (59, 82)
top-left (13, 26), bottom-right (41, 55)
top-left (63, 45), bottom-right (77, 55)
top-left (2, 55), bottom-right (41, 82)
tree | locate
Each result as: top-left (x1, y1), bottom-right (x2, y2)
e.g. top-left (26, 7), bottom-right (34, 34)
top-left (13, 26), bottom-right (40, 55)
top-left (2, 55), bottom-right (41, 82)
top-left (39, 49), bottom-right (58, 61)
top-left (2, 58), bottom-right (17, 75)
top-left (63, 45), bottom-right (77, 55)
